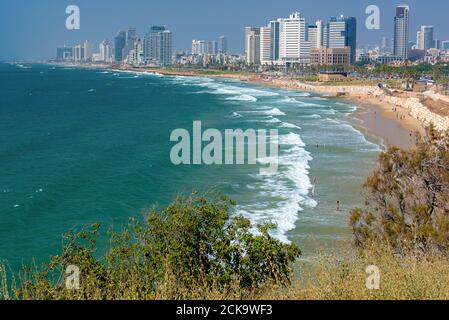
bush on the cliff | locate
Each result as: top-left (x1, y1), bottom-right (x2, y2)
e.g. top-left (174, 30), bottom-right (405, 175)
top-left (350, 126), bottom-right (449, 255)
top-left (5, 195), bottom-right (299, 300)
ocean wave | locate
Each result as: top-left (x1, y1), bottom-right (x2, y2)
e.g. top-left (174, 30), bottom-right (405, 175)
top-left (263, 108), bottom-right (286, 116)
top-left (236, 132), bottom-right (315, 243)
top-left (249, 116), bottom-right (282, 124)
top-left (228, 112), bottom-right (243, 119)
top-left (298, 114), bottom-right (321, 119)
top-left (279, 122), bottom-right (301, 130)
top-left (226, 95), bottom-right (258, 102)
top-left (237, 107), bottom-right (285, 116)
top-left (279, 132), bottom-right (306, 147)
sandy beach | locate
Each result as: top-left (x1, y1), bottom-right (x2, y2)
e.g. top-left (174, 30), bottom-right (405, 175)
top-left (344, 97), bottom-right (420, 149)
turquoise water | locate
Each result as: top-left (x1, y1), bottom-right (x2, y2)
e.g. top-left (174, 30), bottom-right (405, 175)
top-left (0, 63), bottom-right (379, 269)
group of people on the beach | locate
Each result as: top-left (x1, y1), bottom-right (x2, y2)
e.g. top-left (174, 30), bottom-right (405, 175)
top-left (392, 106), bottom-right (408, 121)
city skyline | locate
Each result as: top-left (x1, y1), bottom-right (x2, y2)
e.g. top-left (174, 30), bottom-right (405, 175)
top-left (1, 0), bottom-right (449, 61)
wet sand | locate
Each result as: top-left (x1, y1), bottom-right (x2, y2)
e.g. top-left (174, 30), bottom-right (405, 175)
top-left (343, 97), bottom-right (424, 149)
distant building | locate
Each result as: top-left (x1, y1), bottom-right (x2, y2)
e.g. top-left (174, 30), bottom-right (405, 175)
top-left (376, 55), bottom-right (404, 64)
top-left (219, 36), bottom-right (228, 54)
top-left (144, 26), bottom-right (166, 61)
top-left (442, 41), bottom-right (449, 51)
top-left (279, 12), bottom-right (309, 66)
top-left (393, 4), bottom-right (410, 60)
top-left (122, 28), bottom-right (137, 62)
top-left (318, 71), bottom-right (348, 82)
top-left (143, 26), bottom-right (172, 66)
top-left (83, 40), bottom-right (92, 61)
top-left (409, 49), bottom-right (426, 61)
top-left (126, 28), bottom-right (137, 41)
top-left (260, 26), bottom-right (272, 65)
top-left (99, 40), bottom-right (111, 63)
top-left (311, 47), bottom-right (351, 66)
top-left (208, 41), bottom-right (218, 55)
top-left (434, 39), bottom-right (441, 50)
top-left (269, 20), bottom-right (280, 61)
top-left (126, 38), bottom-right (144, 65)
top-left (72, 44), bottom-right (84, 62)
top-left (327, 16), bottom-right (357, 64)
top-left (245, 27), bottom-right (261, 65)
top-left (114, 31), bottom-right (127, 62)
top-left (308, 20), bottom-right (324, 50)
top-left (417, 26), bottom-right (434, 50)
top-left (159, 30), bottom-right (173, 66)
top-left (56, 46), bottom-right (73, 61)
top-left (192, 40), bottom-right (207, 55)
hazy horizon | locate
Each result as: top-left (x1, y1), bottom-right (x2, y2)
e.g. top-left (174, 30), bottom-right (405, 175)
top-left (1, 0), bottom-right (448, 61)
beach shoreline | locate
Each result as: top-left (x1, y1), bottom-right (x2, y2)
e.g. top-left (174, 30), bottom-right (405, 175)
top-left (48, 63), bottom-right (439, 149)
top-left (138, 68), bottom-right (426, 149)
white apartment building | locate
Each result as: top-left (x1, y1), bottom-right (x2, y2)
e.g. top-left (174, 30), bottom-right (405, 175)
top-left (192, 40), bottom-right (207, 55)
top-left (245, 27), bottom-right (261, 65)
top-left (260, 26), bottom-right (272, 65)
top-left (99, 40), bottom-right (112, 63)
top-left (279, 12), bottom-right (310, 66)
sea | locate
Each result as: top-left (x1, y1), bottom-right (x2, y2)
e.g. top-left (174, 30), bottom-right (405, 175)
top-left (0, 63), bottom-right (380, 269)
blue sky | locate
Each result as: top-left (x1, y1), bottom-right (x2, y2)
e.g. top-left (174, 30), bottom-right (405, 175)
top-left (0, 0), bottom-right (448, 60)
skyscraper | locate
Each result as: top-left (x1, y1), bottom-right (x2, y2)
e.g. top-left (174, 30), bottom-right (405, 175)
top-left (327, 16), bottom-right (357, 64)
top-left (158, 30), bottom-right (173, 66)
top-left (208, 41), bottom-right (218, 55)
top-left (279, 12), bottom-right (309, 66)
top-left (56, 46), bottom-right (73, 61)
top-left (218, 36), bottom-right (228, 54)
top-left (393, 4), bottom-right (410, 60)
top-left (245, 27), bottom-right (261, 65)
top-left (260, 26), bottom-right (272, 65)
top-left (442, 41), bottom-right (449, 51)
top-left (73, 44), bottom-right (85, 62)
top-left (192, 40), bottom-right (207, 55)
top-left (99, 40), bottom-right (111, 62)
top-left (114, 31), bottom-right (126, 62)
top-left (83, 40), bottom-right (92, 61)
top-left (417, 26), bottom-right (434, 50)
top-left (122, 28), bottom-right (137, 62)
top-left (308, 20), bottom-right (324, 50)
top-left (126, 28), bottom-right (137, 41)
top-left (143, 26), bottom-right (166, 61)
top-left (269, 21), bottom-right (280, 61)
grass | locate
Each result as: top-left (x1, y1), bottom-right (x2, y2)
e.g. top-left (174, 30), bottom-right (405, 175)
top-left (262, 244), bottom-right (449, 300)
top-left (3, 242), bottom-right (449, 300)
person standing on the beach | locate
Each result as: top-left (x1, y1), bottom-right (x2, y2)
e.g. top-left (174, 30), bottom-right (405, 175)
top-left (336, 201), bottom-right (341, 212)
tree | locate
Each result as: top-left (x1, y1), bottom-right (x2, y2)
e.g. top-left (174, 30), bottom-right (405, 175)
top-left (350, 127), bottom-right (449, 256)
top-left (10, 195), bottom-right (300, 300)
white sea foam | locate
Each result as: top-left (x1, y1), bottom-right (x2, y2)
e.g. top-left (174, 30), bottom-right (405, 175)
top-left (298, 114), bottom-right (321, 119)
top-left (263, 108), bottom-right (286, 116)
top-left (279, 122), bottom-right (301, 130)
top-left (236, 132), bottom-right (316, 243)
top-left (248, 116), bottom-right (282, 124)
top-left (226, 95), bottom-right (258, 102)
top-left (228, 112), bottom-right (243, 119)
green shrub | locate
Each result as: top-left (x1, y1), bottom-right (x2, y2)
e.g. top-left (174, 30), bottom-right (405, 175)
top-left (350, 127), bottom-right (449, 256)
top-left (3, 194), bottom-right (299, 300)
